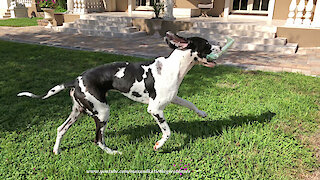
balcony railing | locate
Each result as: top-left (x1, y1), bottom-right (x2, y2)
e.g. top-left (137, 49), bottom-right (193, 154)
top-left (72, 0), bottom-right (104, 14)
top-left (15, 0), bottom-right (32, 7)
top-left (286, 0), bottom-right (320, 28)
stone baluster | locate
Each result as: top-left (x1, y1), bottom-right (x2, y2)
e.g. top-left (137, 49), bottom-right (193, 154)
top-left (286, 0), bottom-right (297, 25)
top-left (86, 0), bottom-right (90, 12)
top-left (92, 0), bottom-right (97, 12)
top-left (311, 0), bottom-right (320, 27)
top-left (80, 0), bottom-right (87, 14)
top-left (294, 0), bottom-right (305, 25)
top-left (303, 0), bottom-right (314, 26)
top-left (73, 0), bottom-right (78, 13)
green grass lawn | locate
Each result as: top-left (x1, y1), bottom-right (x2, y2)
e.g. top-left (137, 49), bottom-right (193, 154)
top-left (0, 40), bottom-right (319, 179)
top-left (0, 17), bottom-right (42, 27)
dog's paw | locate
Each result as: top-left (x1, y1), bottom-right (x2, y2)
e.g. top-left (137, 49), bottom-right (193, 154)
top-left (53, 148), bottom-right (60, 155)
top-left (106, 150), bottom-right (122, 155)
top-left (197, 110), bottom-right (207, 118)
top-left (97, 142), bottom-right (122, 155)
top-left (153, 142), bottom-right (161, 151)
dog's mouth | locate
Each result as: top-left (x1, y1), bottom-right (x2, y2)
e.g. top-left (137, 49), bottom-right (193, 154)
top-left (203, 61), bottom-right (216, 68)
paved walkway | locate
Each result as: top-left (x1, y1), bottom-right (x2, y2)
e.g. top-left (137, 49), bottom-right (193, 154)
top-left (0, 26), bottom-right (319, 76)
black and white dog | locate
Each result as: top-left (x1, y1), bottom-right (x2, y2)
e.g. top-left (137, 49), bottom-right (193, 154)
top-left (18, 32), bottom-right (222, 155)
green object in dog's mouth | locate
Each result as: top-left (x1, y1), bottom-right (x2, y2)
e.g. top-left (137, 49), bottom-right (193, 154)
top-left (206, 37), bottom-right (235, 60)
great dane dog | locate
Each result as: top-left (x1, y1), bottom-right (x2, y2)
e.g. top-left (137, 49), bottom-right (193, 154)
top-left (17, 32), bottom-right (222, 155)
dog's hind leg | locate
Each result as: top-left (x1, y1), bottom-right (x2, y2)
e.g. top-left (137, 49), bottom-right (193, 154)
top-left (171, 96), bottom-right (207, 118)
top-left (148, 107), bottom-right (171, 151)
top-left (53, 89), bottom-right (82, 155)
top-left (92, 104), bottom-right (122, 155)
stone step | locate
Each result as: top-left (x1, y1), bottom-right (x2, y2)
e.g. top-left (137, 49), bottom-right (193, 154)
top-left (0, 10), bottom-right (11, 19)
top-left (0, 15), bottom-right (10, 18)
top-left (54, 27), bottom-right (147, 38)
top-left (177, 31), bottom-right (297, 54)
top-left (64, 23), bottom-right (139, 33)
top-left (178, 31), bottom-right (286, 45)
top-left (53, 15), bottom-right (147, 39)
top-left (193, 22), bottom-right (277, 33)
top-left (80, 15), bottom-right (133, 23)
top-left (231, 43), bottom-right (298, 54)
top-left (75, 19), bottom-right (132, 27)
top-left (189, 27), bottom-right (275, 38)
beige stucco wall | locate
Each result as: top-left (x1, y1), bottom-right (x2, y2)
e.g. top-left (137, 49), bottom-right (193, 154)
top-left (118, 0), bottom-right (225, 17)
top-left (277, 27), bottom-right (320, 47)
top-left (28, 0), bottom-right (38, 18)
top-left (109, 0), bottom-right (319, 19)
top-left (211, 0), bottom-right (225, 17)
top-left (272, 0), bottom-right (291, 20)
top-left (117, 0), bottom-right (128, 12)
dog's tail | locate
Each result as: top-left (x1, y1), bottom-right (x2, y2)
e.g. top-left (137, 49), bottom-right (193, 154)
top-left (17, 80), bottom-right (76, 100)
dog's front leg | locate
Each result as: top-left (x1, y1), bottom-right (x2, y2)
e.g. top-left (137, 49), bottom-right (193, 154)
top-left (171, 96), bottom-right (207, 118)
top-left (148, 107), bottom-right (171, 151)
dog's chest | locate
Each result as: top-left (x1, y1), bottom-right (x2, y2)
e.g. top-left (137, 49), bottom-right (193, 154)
top-left (118, 58), bottom-right (180, 104)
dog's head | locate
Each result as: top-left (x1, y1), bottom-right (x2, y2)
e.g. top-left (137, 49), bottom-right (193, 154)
top-left (165, 31), bottom-right (221, 68)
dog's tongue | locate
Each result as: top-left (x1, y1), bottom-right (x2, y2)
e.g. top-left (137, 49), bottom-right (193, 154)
top-left (203, 62), bottom-right (216, 68)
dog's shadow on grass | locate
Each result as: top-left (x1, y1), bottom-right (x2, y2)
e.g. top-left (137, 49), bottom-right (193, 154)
top-left (108, 111), bottom-right (276, 153)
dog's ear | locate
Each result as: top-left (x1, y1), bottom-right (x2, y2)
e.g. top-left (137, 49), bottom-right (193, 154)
top-left (165, 31), bottom-right (189, 49)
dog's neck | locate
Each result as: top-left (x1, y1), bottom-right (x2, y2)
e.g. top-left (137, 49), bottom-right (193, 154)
top-left (167, 49), bottom-right (196, 83)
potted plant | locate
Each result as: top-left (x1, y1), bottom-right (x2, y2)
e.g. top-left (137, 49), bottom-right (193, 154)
top-left (150, 2), bottom-right (164, 37)
top-left (152, 2), bottom-right (164, 19)
top-left (37, 0), bottom-right (57, 27)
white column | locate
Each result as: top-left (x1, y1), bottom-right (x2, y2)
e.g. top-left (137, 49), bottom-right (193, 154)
top-left (128, 0), bottom-right (132, 15)
top-left (267, 0), bottom-right (276, 20)
top-left (311, 0), bottom-right (320, 27)
top-left (163, 0), bottom-right (174, 20)
top-left (67, 0), bottom-right (74, 13)
top-left (286, 0), bottom-right (297, 25)
top-left (294, 0), bottom-right (305, 25)
top-left (224, 0), bottom-right (230, 18)
top-left (303, 0), bottom-right (314, 26)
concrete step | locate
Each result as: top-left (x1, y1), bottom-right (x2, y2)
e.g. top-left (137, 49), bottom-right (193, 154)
top-left (54, 27), bottom-right (147, 38)
top-left (231, 43), bottom-right (298, 54)
top-left (64, 23), bottom-right (139, 33)
top-left (178, 31), bottom-right (286, 45)
top-left (189, 27), bottom-right (275, 38)
top-left (0, 10), bottom-right (11, 19)
top-left (0, 15), bottom-right (10, 19)
top-left (194, 22), bottom-right (277, 33)
top-left (177, 31), bottom-right (297, 54)
top-left (53, 15), bottom-right (147, 39)
top-left (80, 15), bottom-right (133, 23)
top-left (75, 19), bottom-right (132, 27)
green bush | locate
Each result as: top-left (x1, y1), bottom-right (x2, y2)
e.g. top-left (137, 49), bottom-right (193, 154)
top-left (54, 0), bottom-right (67, 13)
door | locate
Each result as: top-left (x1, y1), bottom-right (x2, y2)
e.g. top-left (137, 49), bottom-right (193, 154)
top-left (231, 0), bottom-right (270, 14)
